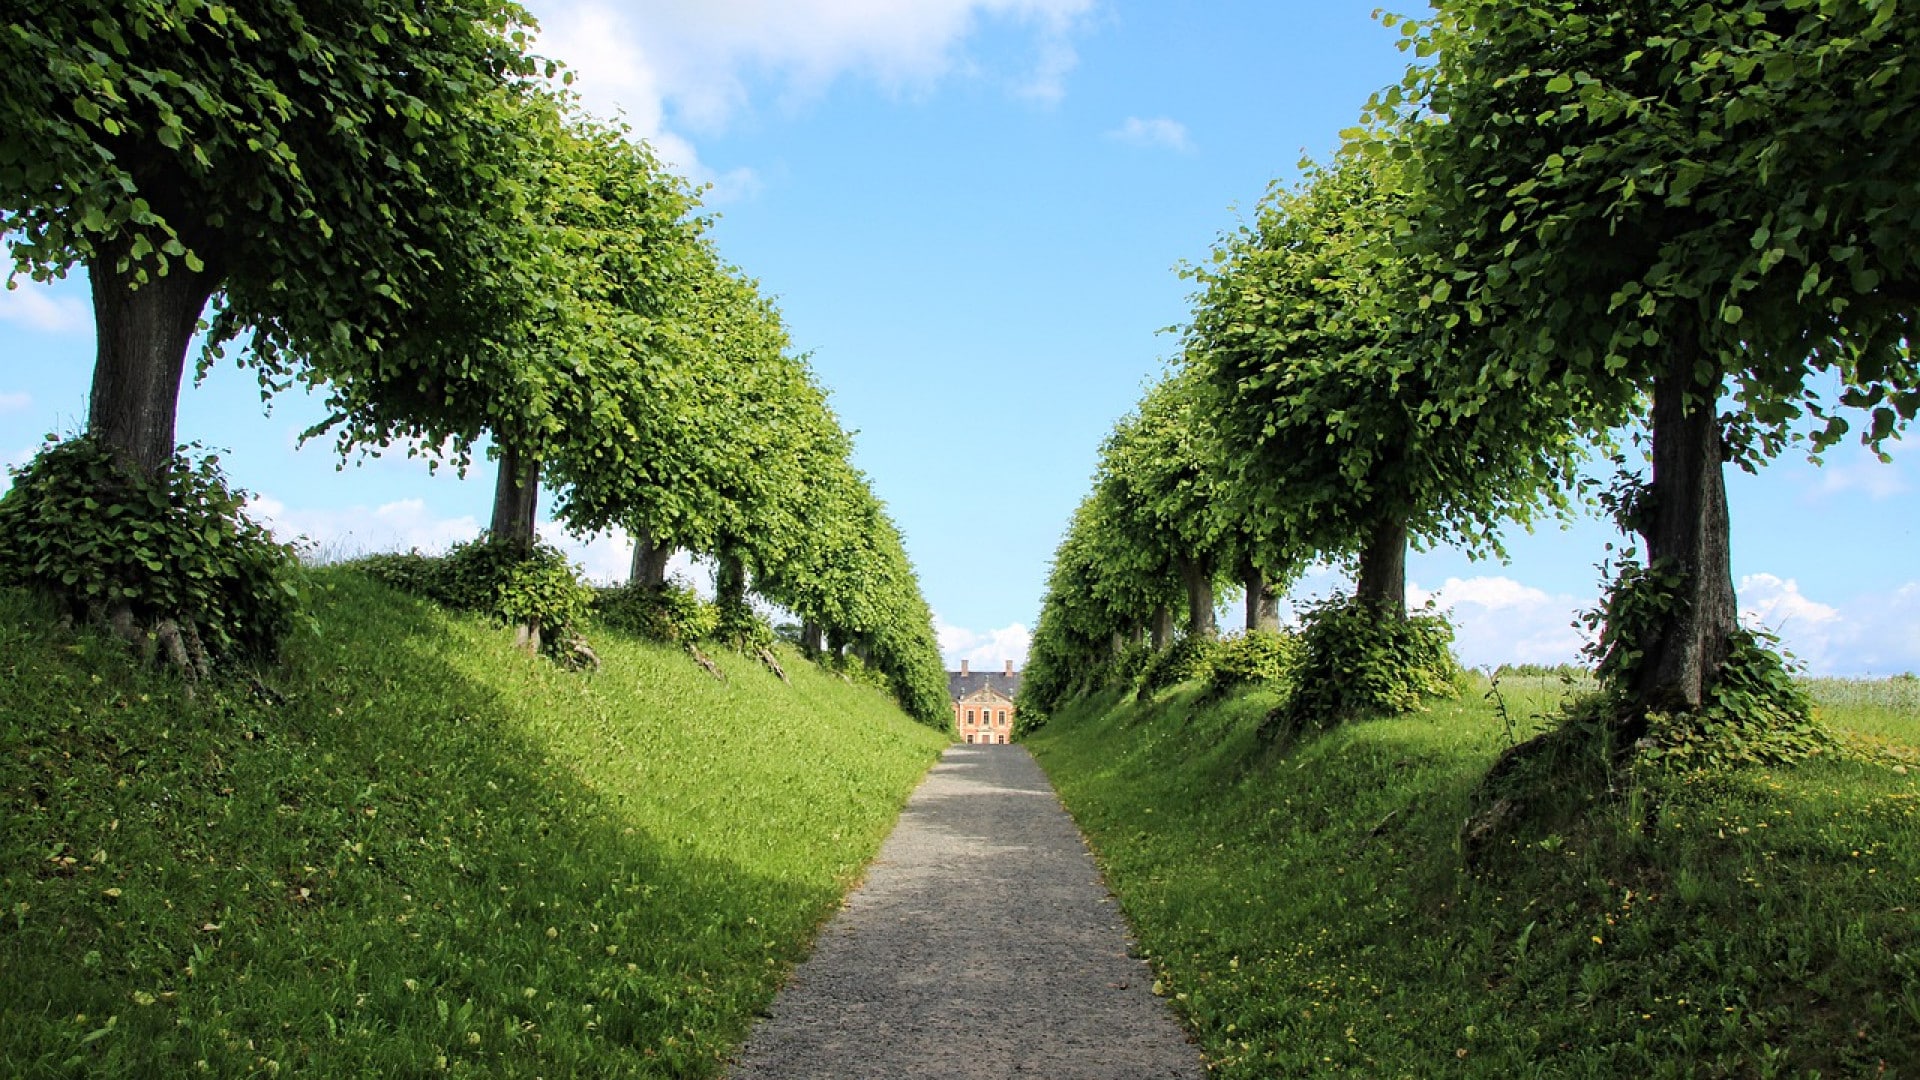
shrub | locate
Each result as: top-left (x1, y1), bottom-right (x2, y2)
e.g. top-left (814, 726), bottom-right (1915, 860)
top-left (1136, 635), bottom-right (1217, 698)
top-left (712, 602), bottom-right (775, 654)
top-left (592, 581), bottom-right (718, 644)
top-left (350, 550), bottom-right (442, 596)
top-left (1266, 595), bottom-right (1461, 734)
top-left (1203, 629), bottom-right (1298, 697)
top-left (351, 535), bottom-right (592, 657)
top-left (1111, 641), bottom-right (1157, 688)
top-left (826, 651), bottom-right (894, 695)
top-left (495, 553), bottom-right (593, 637)
top-left (0, 435), bottom-right (301, 667)
top-left (1634, 630), bottom-right (1829, 769)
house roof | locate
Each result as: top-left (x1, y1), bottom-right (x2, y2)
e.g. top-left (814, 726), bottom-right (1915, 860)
top-left (948, 669), bottom-right (1022, 703)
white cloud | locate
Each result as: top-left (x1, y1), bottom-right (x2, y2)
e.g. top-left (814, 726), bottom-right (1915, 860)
top-left (0, 391), bottom-right (30, 413)
top-left (0, 280), bottom-right (89, 334)
top-left (536, 520), bottom-right (718, 592)
top-left (532, 0), bottom-right (1093, 192)
top-left (935, 613), bottom-right (1031, 671)
top-left (1013, 20), bottom-right (1083, 104)
top-left (537, 520), bottom-right (630, 585)
top-left (1271, 569), bottom-right (1591, 669)
top-left (1810, 452), bottom-right (1907, 501)
top-left (248, 495), bottom-right (481, 561)
top-left (1739, 572), bottom-right (1841, 633)
top-left (2, 444), bottom-right (40, 487)
top-left (1410, 575), bottom-right (1591, 671)
top-left (1738, 572), bottom-right (1920, 676)
top-left (1108, 115), bottom-right (1192, 152)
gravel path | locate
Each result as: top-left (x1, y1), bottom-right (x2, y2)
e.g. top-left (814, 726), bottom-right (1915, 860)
top-left (727, 743), bottom-right (1205, 1080)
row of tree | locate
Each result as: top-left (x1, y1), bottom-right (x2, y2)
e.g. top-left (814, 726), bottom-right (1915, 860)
top-left (1, 0), bottom-right (949, 722)
top-left (1024, 0), bottom-right (1917, 744)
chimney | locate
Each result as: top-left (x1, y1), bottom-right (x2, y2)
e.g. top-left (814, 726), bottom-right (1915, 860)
top-left (1005, 660), bottom-right (1014, 676)
top-left (960, 659), bottom-right (969, 676)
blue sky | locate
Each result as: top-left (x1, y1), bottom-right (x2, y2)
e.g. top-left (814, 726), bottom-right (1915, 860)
top-left (3, 1), bottom-right (1915, 675)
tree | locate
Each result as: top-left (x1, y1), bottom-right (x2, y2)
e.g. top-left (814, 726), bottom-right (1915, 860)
top-left (1186, 151), bottom-right (1578, 620)
top-left (1076, 486), bottom-right (1184, 649)
top-left (2, 0), bottom-right (543, 477)
top-left (1093, 370), bottom-right (1241, 642)
top-left (1397, 0), bottom-right (1920, 719)
top-left (305, 98), bottom-right (709, 562)
top-left (1019, 497), bottom-right (1144, 719)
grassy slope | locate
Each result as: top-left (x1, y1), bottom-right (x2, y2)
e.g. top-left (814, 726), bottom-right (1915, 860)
top-left (1028, 676), bottom-right (1919, 1078)
top-left (0, 568), bottom-right (948, 1078)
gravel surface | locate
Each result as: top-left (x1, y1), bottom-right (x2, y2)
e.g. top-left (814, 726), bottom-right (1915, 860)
top-left (727, 743), bottom-right (1205, 1079)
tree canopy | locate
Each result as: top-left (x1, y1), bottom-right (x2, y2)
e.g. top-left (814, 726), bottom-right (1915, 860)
top-left (1, 3), bottom-right (951, 723)
top-left (1092, 370), bottom-right (1241, 639)
top-left (1186, 149), bottom-right (1584, 617)
top-left (2, 0), bottom-right (545, 474)
top-left (1394, 0), bottom-right (1920, 714)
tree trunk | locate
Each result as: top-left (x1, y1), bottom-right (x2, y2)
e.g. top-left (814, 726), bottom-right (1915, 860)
top-left (1244, 562), bottom-right (1280, 633)
top-left (488, 445), bottom-right (543, 652)
top-left (1129, 625), bottom-right (1145, 648)
top-left (1179, 557), bottom-right (1218, 641)
top-left (629, 525), bottom-right (672, 589)
top-left (827, 626), bottom-right (849, 660)
top-left (1630, 365), bottom-right (1738, 715)
top-left (490, 445), bottom-right (540, 551)
top-left (1150, 605), bottom-right (1173, 650)
top-left (86, 236), bottom-right (216, 476)
top-left (800, 620), bottom-right (824, 657)
top-left (715, 550), bottom-right (747, 614)
top-left (1354, 515), bottom-right (1408, 619)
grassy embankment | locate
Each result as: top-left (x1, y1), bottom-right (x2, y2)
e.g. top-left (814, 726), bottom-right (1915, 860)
top-left (1029, 673), bottom-right (1919, 1078)
top-left (1, 568), bottom-right (949, 1077)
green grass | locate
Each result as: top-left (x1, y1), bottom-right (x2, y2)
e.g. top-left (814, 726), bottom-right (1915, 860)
top-left (1028, 674), bottom-right (1920, 1078)
top-left (0, 568), bottom-right (948, 1077)
top-left (1805, 675), bottom-right (1920, 749)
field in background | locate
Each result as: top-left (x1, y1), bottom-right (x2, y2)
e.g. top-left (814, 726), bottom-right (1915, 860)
top-left (1029, 672), bottom-right (1919, 1077)
top-left (0, 569), bottom-right (948, 1077)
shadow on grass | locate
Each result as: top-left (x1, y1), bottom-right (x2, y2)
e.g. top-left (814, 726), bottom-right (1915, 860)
top-left (0, 575), bottom-right (874, 1078)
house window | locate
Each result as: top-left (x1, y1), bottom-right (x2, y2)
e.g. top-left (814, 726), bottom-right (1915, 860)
top-left (967, 733), bottom-right (975, 744)
top-left (966, 709), bottom-right (975, 724)
top-left (997, 711), bottom-right (1007, 725)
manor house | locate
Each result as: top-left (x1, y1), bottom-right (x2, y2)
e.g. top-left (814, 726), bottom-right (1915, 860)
top-left (950, 660), bottom-right (1020, 744)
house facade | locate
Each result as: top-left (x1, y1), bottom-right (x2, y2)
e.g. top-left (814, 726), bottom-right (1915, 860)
top-left (950, 660), bottom-right (1020, 745)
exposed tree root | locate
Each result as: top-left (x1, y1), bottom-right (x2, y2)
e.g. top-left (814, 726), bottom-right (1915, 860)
top-left (551, 628), bottom-right (601, 672)
top-left (757, 647), bottom-right (788, 684)
top-left (81, 603), bottom-right (216, 694)
top-left (688, 644), bottom-right (726, 682)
